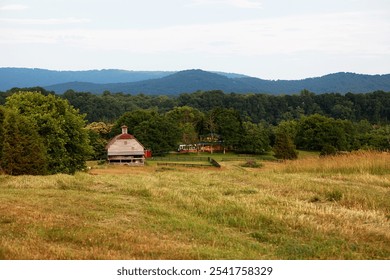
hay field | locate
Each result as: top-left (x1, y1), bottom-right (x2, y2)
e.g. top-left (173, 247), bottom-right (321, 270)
top-left (0, 151), bottom-right (389, 259)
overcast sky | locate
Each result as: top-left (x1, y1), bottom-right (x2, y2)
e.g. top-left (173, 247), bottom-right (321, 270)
top-left (1, 0), bottom-right (389, 79)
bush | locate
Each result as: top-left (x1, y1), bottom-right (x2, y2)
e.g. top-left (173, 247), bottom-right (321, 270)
top-left (320, 144), bottom-right (338, 156)
top-left (241, 160), bottom-right (263, 168)
top-left (326, 190), bottom-right (343, 202)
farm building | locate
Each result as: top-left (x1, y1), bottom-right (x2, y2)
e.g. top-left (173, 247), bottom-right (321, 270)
top-left (106, 125), bottom-right (145, 165)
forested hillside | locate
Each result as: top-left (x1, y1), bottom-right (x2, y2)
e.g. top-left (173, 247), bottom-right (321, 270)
top-left (0, 68), bottom-right (173, 91)
top-left (2, 68), bottom-right (390, 94)
top-left (45, 70), bottom-right (390, 95)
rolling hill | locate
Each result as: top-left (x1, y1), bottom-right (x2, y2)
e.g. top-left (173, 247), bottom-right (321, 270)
top-left (1, 67), bottom-right (390, 95)
top-left (46, 70), bottom-right (390, 95)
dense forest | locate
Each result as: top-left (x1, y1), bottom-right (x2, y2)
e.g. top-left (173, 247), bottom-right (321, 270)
top-left (63, 89), bottom-right (390, 124)
top-left (0, 88), bottom-right (389, 175)
top-left (2, 87), bottom-right (387, 124)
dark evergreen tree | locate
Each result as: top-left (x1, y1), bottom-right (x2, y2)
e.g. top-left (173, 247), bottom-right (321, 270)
top-left (1, 110), bottom-right (47, 175)
top-left (273, 132), bottom-right (298, 160)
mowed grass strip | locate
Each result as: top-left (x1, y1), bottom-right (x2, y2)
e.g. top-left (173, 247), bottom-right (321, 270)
top-left (0, 151), bottom-right (389, 259)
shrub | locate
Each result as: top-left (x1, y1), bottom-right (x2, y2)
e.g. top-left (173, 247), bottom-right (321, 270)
top-left (320, 144), bottom-right (338, 156)
top-left (273, 132), bottom-right (298, 160)
top-left (309, 195), bottom-right (321, 203)
top-left (326, 190), bottom-right (343, 202)
top-left (241, 160), bottom-right (263, 168)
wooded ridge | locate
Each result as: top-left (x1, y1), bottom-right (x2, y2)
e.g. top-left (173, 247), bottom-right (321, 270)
top-left (1, 68), bottom-right (390, 94)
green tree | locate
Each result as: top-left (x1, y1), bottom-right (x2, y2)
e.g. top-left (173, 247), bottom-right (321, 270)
top-left (295, 114), bottom-right (348, 152)
top-left (212, 108), bottom-right (244, 151)
top-left (273, 120), bottom-right (299, 145)
top-left (85, 122), bottom-right (112, 160)
top-left (111, 109), bottom-right (158, 137)
top-left (133, 116), bottom-right (181, 154)
top-left (180, 123), bottom-right (199, 145)
top-left (5, 92), bottom-right (92, 174)
top-left (86, 122), bottom-right (113, 139)
top-left (239, 121), bottom-right (270, 154)
top-left (273, 132), bottom-right (298, 160)
top-left (359, 125), bottom-right (390, 151)
top-left (299, 89), bottom-right (323, 115)
top-left (1, 110), bottom-right (47, 175)
top-left (165, 106), bottom-right (204, 145)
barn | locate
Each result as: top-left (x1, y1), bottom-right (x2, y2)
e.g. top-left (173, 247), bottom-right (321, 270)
top-left (106, 125), bottom-right (145, 165)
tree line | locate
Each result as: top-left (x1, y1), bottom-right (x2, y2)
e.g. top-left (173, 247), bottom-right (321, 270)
top-left (2, 88), bottom-right (389, 124)
top-left (87, 106), bottom-right (389, 161)
top-left (0, 89), bottom-right (389, 175)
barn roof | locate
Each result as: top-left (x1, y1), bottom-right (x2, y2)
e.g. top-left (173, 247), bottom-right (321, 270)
top-left (105, 133), bottom-right (145, 151)
top-left (118, 133), bottom-right (134, 139)
top-left (105, 125), bottom-right (146, 151)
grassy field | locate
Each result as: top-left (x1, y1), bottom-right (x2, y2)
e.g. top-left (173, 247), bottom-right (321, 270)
top-left (0, 151), bottom-right (389, 259)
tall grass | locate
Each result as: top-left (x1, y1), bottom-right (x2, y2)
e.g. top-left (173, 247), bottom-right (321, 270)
top-left (281, 151), bottom-right (390, 175)
top-left (0, 151), bottom-right (389, 259)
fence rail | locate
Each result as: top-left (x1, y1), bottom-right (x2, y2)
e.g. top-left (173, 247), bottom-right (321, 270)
top-left (221, 157), bottom-right (256, 162)
top-left (152, 157), bottom-right (222, 168)
top-left (209, 158), bottom-right (221, 168)
top-left (157, 162), bottom-right (212, 168)
top-left (149, 156), bottom-right (209, 162)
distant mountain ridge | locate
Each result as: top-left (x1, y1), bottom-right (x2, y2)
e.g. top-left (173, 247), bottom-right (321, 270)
top-left (0, 68), bottom-right (175, 91)
top-left (1, 67), bottom-right (390, 95)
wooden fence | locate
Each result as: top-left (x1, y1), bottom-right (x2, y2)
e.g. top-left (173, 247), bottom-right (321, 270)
top-left (157, 162), bottom-right (212, 168)
top-left (153, 157), bottom-right (222, 168)
top-left (208, 158), bottom-right (221, 168)
top-left (149, 156), bottom-right (209, 162)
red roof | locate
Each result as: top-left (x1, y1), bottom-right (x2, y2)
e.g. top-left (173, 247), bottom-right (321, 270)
top-left (118, 133), bottom-right (134, 139)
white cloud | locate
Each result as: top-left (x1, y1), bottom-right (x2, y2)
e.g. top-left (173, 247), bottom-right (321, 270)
top-left (1, 0), bottom-right (388, 79)
top-left (0, 4), bottom-right (28, 11)
top-left (69, 11), bottom-right (388, 57)
top-left (190, 0), bottom-right (262, 9)
top-left (0, 18), bottom-right (91, 25)
top-left (0, 10), bottom-right (389, 72)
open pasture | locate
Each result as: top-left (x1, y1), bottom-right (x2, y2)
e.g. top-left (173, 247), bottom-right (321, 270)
top-left (0, 151), bottom-right (389, 259)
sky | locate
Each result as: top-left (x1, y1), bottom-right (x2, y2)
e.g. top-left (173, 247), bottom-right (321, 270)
top-left (0, 0), bottom-right (389, 79)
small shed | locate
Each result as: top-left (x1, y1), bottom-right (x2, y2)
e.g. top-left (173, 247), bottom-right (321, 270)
top-left (106, 125), bottom-right (145, 165)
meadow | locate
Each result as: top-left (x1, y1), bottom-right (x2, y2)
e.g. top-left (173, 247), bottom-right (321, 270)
top-left (0, 151), bottom-right (389, 259)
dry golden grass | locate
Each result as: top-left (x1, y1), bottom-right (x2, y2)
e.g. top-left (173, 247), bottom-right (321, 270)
top-left (279, 151), bottom-right (390, 175)
top-left (0, 151), bottom-right (389, 259)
